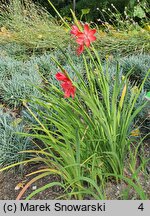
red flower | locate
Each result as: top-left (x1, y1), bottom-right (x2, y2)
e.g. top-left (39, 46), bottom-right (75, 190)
top-left (70, 23), bottom-right (96, 55)
top-left (77, 44), bottom-right (84, 55)
top-left (61, 80), bottom-right (76, 98)
top-left (55, 72), bottom-right (76, 99)
top-left (70, 25), bottom-right (81, 37)
top-left (55, 72), bottom-right (69, 81)
top-left (76, 24), bottom-right (96, 47)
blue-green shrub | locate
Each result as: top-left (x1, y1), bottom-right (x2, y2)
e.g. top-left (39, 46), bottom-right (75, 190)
top-left (0, 56), bottom-right (22, 82)
top-left (120, 54), bottom-right (150, 91)
top-left (0, 108), bottom-right (32, 166)
top-left (0, 56), bottom-right (42, 108)
top-left (0, 43), bottom-right (28, 61)
top-left (105, 54), bottom-right (150, 125)
top-left (29, 47), bottom-right (85, 81)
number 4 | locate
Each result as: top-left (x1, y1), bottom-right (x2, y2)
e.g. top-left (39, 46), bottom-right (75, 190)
top-left (138, 203), bottom-right (144, 211)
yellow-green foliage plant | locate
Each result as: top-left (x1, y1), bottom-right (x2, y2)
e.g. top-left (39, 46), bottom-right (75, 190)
top-left (0, 0), bottom-right (69, 49)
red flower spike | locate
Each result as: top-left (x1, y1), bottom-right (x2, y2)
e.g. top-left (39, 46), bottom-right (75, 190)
top-left (55, 72), bottom-right (76, 99)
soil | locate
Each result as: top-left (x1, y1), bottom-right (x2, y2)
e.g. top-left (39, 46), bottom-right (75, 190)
top-left (0, 163), bottom-right (64, 200)
top-left (0, 160), bottom-right (149, 200)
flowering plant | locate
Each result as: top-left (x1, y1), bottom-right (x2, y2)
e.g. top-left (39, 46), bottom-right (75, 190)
top-left (55, 23), bottom-right (97, 98)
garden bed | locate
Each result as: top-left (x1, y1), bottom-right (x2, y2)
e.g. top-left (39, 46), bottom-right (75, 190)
top-left (0, 0), bottom-right (150, 200)
top-left (0, 157), bottom-right (149, 200)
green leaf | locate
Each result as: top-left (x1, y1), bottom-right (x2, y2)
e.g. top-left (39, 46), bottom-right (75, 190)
top-left (145, 91), bottom-right (150, 101)
top-left (25, 182), bottom-right (65, 200)
top-left (11, 118), bottom-right (22, 127)
top-left (81, 8), bottom-right (90, 15)
top-left (133, 5), bottom-right (146, 18)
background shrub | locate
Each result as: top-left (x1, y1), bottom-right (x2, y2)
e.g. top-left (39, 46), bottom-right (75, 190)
top-left (34, 0), bottom-right (149, 24)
